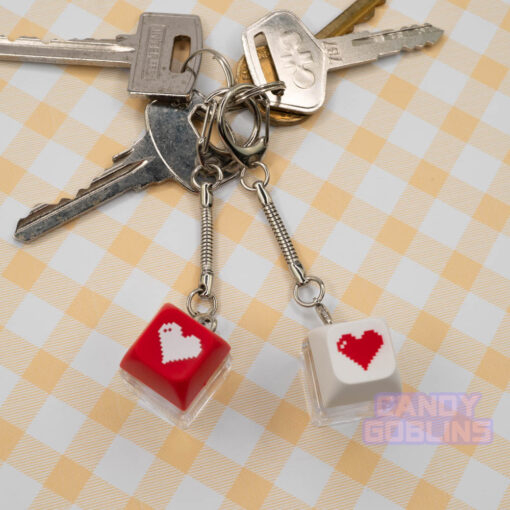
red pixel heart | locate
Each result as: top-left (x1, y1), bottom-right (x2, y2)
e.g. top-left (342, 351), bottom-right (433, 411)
top-left (337, 330), bottom-right (383, 370)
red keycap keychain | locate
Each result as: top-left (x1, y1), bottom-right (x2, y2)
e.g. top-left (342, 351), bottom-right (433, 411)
top-left (120, 303), bottom-right (230, 427)
top-left (121, 164), bottom-right (231, 428)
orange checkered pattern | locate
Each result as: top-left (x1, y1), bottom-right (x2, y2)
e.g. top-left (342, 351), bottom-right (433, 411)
top-left (0, 1), bottom-right (509, 509)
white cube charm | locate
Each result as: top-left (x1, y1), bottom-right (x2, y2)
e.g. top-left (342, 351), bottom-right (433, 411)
top-left (302, 318), bottom-right (401, 426)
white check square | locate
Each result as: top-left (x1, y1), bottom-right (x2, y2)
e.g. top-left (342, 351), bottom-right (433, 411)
top-left (276, 447), bottom-right (332, 506)
top-left (387, 257), bottom-right (438, 309)
top-left (206, 408), bottom-right (264, 465)
top-left (0, 365), bottom-right (19, 407)
top-left (2, 0), bottom-right (33, 16)
top-left (51, 4), bottom-right (102, 40)
top-left (420, 61), bottom-right (468, 104)
top-left (483, 91), bottom-right (510, 136)
top-left (302, 0), bottom-right (341, 34)
top-left (419, 354), bottom-right (472, 393)
top-left (114, 268), bottom-right (169, 321)
top-left (95, 436), bottom-right (154, 495)
top-left (452, 293), bottom-right (504, 346)
top-left (322, 222), bottom-right (373, 274)
top-left (356, 165), bottom-right (406, 214)
top-left (99, 191), bottom-right (144, 225)
top-left (327, 80), bottom-right (377, 124)
top-left (10, 63), bottom-right (64, 101)
top-left (6, 293), bottom-right (63, 347)
top-left (450, 11), bottom-right (497, 54)
top-left (389, 112), bottom-right (437, 158)
top-left (0, 464), bottom-right (41, 510)
top-left (49, 233), bottom-right (105, 284)
top-left (220, 245), bottom-right (272, 297)
top-left (454, 458), bottom-right (508, 510)
top-left (493, 393), bottom-right (510, 441)
top-left (246, 343), bottom-right (299, 398)
top-left (0, 197), bottom-right (29, 244)
top-left (154, 209), bottom-right (199, 260)
top-left (29, 141), bottom-right (83, 189)
top-left (27, 395), bottom-right (86, 454)
top-left (0, 113), bottom-right (22, 155)
top-left (383, 442), bottom-right (437, 477)
top-left (355, 488), bottom-right (402, 510)
top-left (485, 234), bottom-right (510, 280)
top-left (390, 0), bottom-right (435, 21)
top-left (72, 332), bottom-right (125, 386)
top-left (292, 132), bottom-right (344, 180)
top-left (419, 199), bottom-right (471, 249)
top-left (167, 476), bottom-right (222, 510)
top-left (70, 87), bottom-right (123, 133)
top-left (451, 144), bottom-right (500, 192)
top-left (206, 17), bottom-right (244, 60)
top-left (148, 0), bottom-right (197, 13)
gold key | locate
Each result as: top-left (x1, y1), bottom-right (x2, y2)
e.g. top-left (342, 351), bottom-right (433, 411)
top-left (236, 0), bottom-right (386, 126)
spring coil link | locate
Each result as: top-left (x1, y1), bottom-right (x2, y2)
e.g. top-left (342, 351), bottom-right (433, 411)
top-left (199, 184), bottom-right (214, 296)
top-left (259, 190), bottom-right (306, 285)
top-left (243, 165), bottom-right (333, 326)
top-left (187, 170), bottom-right (222, 332)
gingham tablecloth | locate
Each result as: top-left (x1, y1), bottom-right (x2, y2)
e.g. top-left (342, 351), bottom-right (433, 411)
top-left (0, 1), bottom-right (509, 509)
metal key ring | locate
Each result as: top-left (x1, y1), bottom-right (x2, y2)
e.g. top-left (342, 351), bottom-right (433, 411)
top-left (191, 164), bottom-right (224, 191)
top-left (187, 288), bottom-right (218, 318)
top-left (217, 83), bottom-right (270, 167)
top-left (194, 313), bottom-right (218, 332)
top-left (234, 81), bottom-right (286, 104)
top-left (181, 48), bottom-right (235, 88)
top-left (193, 97), bottom-right (263, 169)
top-left (293, 276), bottom-right (326, 308)
top-left (240, 161), bottom-right (270, 191)
top-left (195, 89), bottom-right (265, 168)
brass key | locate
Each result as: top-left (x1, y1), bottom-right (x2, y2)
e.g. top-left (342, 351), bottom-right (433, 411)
top-left (236, 0), bottom-right (386, 125)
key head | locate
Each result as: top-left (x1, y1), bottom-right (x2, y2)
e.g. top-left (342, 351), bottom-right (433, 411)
top-left (128, 13), bottom-right (202, 100)
top-left (145, 96), bottom-right (239, 192)
top-left (243, 11), bottom-right (329, 115)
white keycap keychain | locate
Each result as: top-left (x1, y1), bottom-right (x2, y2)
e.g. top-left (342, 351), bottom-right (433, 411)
top-left (217, 84), bottom-right (402, 426)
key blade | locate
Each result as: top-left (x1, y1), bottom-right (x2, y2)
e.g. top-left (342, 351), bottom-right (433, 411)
top-left (14, 135), bottom-right (172, 242)
top-left (325, 24), bottom-right (443, 70)
top-left (0, 34), bottom-right (135, 66)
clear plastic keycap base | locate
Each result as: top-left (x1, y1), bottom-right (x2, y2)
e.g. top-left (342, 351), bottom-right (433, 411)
top-left (121, 355), bottom-right (231, 428)
top-left (301, 341), bottom-right (373, 426)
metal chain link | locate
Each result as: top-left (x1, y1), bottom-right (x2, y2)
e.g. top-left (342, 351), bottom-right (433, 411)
top-left (187, 167), bottom-right (222, 331)
top-left (240, 162), bottom-right (333, 325)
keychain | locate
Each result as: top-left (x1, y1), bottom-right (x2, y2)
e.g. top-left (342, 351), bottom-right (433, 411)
top-left (217, 85), bottom-right (402, 426)
top-left (118, 53), bottom-right (280, 428)
top-left (120, 163), bottom-right (231, 428)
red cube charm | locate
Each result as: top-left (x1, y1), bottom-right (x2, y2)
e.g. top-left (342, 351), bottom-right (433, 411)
top-left (120, 304), bottom-right (231, 427)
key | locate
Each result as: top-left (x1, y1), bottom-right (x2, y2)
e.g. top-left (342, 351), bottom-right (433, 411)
top-left (236, 0), bottom-right (386, 125)
top-left (0, 13), bottom-right (202, 99)
top-left (242, 10), bottom-right (443, 115)
top-left (15, 97), bottom-right (238, 243)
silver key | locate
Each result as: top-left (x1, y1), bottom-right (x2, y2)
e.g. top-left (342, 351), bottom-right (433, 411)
top-left (242, 10), bottom-right (443, 115)
top-left (0, 13), bottom-right (202, 99)
top-left (15, 97), bottom-right (238, 243)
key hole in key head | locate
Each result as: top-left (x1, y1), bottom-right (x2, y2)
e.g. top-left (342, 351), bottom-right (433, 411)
top-left (170, 35), bottom-right (191, 73)
top-left (254, 32), bottom-right (280, 96)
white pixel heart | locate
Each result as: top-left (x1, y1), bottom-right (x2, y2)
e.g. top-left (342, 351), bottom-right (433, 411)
top-left (158, 322), bottom-right (202, 364)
